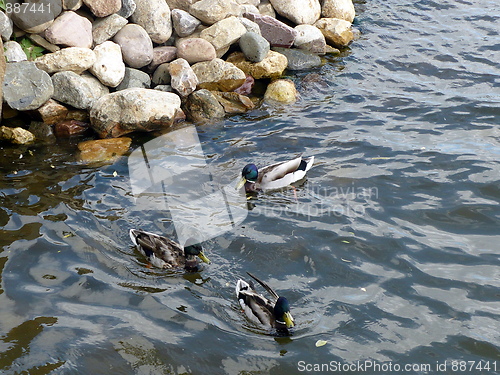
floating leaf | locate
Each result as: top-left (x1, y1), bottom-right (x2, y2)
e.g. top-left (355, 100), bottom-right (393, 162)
top-left (112, 170), bottom-right (118, 177)
top-left (341, 258), bottom-right (352, 263)
top-left (342, 240), bottom-right (350, 244)
top-left (315, 340), bottom-right (328, 347)
top-left (361, 287), bottom-right (367, 292)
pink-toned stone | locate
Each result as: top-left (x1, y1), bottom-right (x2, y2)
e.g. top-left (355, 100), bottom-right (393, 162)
top-left (148, 46), bottom-right (177, 71)
top-left (169, 58), bottom-right (198, 97)
top-left (233, 75), bottom-right (254, 96)
top-left (45, 11), bottom-right (93, 48)
top-left (243, 13), bottom-right (297, 48)
top-left (83, 0), bottom-right (121, 17)
top-left (176, 38), bottom-right (216, 64)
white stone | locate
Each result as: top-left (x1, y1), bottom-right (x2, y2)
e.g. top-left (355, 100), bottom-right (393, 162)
top-left (4, 41), bottom-right (27, 62)
top-left (322, 0), bottom-right (355, 23)
top-left (169, 58), bottom-right (198, 97)
top-left (35, 47), bottom-right (96, 74)
top-left (190, 0), bottom-right (241, 25)
top-left (293, 24), bottom-right (327, 54)
top-left (200, 16), bottom-right (247, 54)
top-left (269, 0), bottom-right (321, 25)
top-left (131, 0), bottom-right (172, 44)
top-left (90, 41), bottom-right (125, 88)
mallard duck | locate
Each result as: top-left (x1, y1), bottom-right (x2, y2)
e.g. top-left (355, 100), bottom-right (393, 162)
top-left (236, 272), bottom-right (294, 333)
top-left (236, 155), bottom-right (314, 193)
top-left (129, 229), bottom-right (210, 271)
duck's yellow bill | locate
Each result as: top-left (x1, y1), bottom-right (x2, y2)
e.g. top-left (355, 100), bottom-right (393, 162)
top-left (236, 177), bottom-right (247, 190)
top-left (197, 251), bottom-right (211, 264)
top-left (283, 312), bottom-right (295, 328)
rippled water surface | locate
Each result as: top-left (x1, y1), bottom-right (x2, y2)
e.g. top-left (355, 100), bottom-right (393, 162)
top-left (1, 0), bottom-right (499, 374)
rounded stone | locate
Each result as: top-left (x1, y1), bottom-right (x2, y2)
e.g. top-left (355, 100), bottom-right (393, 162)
top-left (176, 38), bottom-right (216, 64)
top-left (113, 24), bottom-right (153, 68)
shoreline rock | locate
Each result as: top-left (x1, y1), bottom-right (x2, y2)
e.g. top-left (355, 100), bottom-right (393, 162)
top-left (1, 0), bottom-right (358, 143)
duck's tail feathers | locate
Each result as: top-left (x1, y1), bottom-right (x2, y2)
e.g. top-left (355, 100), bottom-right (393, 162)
top-left (246, 272), bottom-right (280, 300)
top-left (298, 156), bottom-right (314, 172)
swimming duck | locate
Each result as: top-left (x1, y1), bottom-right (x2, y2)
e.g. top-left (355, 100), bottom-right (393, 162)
top-left (236, 155), bottom-right (314, 193)
top-left (129, 229), bottom-right (210, 271)
top-left (236, 272), bottom-right (295, 333)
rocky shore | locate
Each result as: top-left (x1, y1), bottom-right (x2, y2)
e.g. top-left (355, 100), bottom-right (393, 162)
top-left (0, 0), bottom-right (356, 160)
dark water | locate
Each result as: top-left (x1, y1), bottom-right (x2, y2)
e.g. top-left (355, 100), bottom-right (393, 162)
top-left (1, 0), bottom-right (500, 373)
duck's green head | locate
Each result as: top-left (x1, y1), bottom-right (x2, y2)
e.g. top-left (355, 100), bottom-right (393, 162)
top-left (237, 164), bottom-right (258, 189)
top-left (184, 244), bottom-right (211, 264)
top-left (274, 296), bottom-right (294, 328)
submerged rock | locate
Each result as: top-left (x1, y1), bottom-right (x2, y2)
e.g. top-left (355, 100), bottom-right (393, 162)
top-left (184, 89), bottom-right (225, 123)
top-left (264, 79), bottom-right (298, 103)
top-left (212, 91), bottom-right (255, 114)
top-left (272, 47), bottom-right (322, 70)
top-left (78, 137), bottom-right (132, 163)
top-left (55, 119), bottom-right (90, 137)
top-left (29, 99), bottom-right (68, 125)
top-left (4, 61), bottom-right (54, 111)
top-left (0, 126), bottom-right (35, 144)
top-left (90, 88), bottom-right (183, 138)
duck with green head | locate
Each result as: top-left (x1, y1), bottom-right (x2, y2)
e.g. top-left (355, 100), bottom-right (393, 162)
top-left (236, 272), bottom-right (295, 334)
top-left (237, 155), bottom-right (314, 193)
top-left (129, 229), bottom-right (210, 271)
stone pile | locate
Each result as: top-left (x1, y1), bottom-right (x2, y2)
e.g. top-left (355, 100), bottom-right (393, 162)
top-left (0, 0), bottom-right (356, 149)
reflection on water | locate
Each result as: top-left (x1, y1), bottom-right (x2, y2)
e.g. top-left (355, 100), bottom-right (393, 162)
top-left (1, 0), bottom-right (500, 373)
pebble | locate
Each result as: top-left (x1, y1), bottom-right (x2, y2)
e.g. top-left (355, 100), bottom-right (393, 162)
top-left (169, 58), bottom-right (198, 97)
top-left (226, 50), bottom-right (288, 79)
top-left (92, 14), bottom-right (128, 46)
top-left (264, 79), bottom-right (298, 103)
top-left (200, 17), bottom-right (247, 56)
top-left (244, 13), bottom-right (297, 48)
top-left (171, 9), bottom-right (201, 38)
top-left (45, 11), bottom-right (93, 48)
top-left (131, 0), bottom-right (172, 44)
top-left (273, 47), bottom-right (322, 70)
top-left (190, 0), bottom-right (240, 25)
top-left (89, 88), bottom-right (182, 138)
top-left (176, 38), bottom-right (216, 64)
top-left (113, 24), bottom-right (153, 68)
top-left (51, 71), bottom-right (109, 109)
top-left (10, 0), bottom-right (62, 34)
top-left (116, 67), bottom-right (151, 90)
top-left (78, 137), bottom-right (132, 163)
top-left (0, 126), bottom-right (35, 144)
top-left (0, 11), bottom-right (13, 41)
top-left (191, 58), bottom-right (246, 92)
top-left (4, 41), bottom-right (27, 62)
top-left (152, 63), bottom-right (171, 86)
top-left (322, 0), bottom-right (356, 22)
top-left (29, 99), bottom-right (68, 125)
top-left (239, 32), bottom-right (270, 63)
top-left (148, 46), bottom-right (177, 71)
top-left (314, 18), bottom-right (354, 47)
top-left (83, 0), bottom-right (121, 17)
top-left (184, 89), bottom-right (225, 123)
top-left (55, 119), bottom-right (90, 137)
top-left (62, 0), bottom-right (83, 11)
top-left (270, 0), bottom-right (321, 25)
top-left (294, 24), bottom-right (327, 54)
top-left (35, 47), bottom-right (96, 74)
top-left (90, 41), bottom-right (125, 87)
top-left (117, 0), bottom-right (136, 18)
top-left (4, 61), bottom-right (54, 111)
